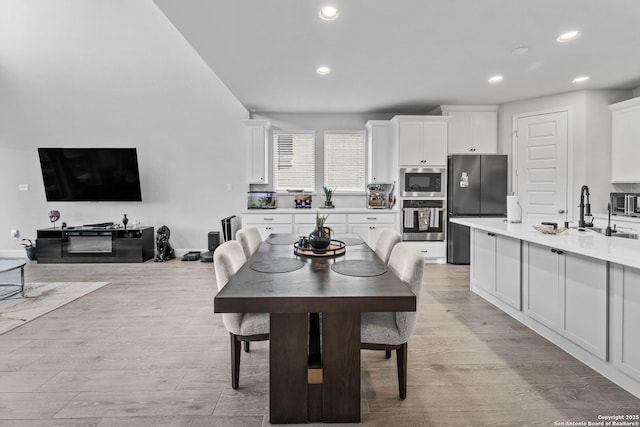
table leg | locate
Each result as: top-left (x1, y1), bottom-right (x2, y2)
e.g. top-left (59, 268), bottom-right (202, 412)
top-left (322, 312), bottom-right (361, 423)
top-left (270, 313), bottom-right (308, 424)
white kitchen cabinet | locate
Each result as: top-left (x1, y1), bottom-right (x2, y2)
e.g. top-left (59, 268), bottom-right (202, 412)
top-left (471, 229), bottom-right (521, 309)
top-left (439, 106), bottom-right (498, 154)
top-left (403, 241), bottom-right (446, 262)
top-left (347, 212), bottom-right (397, 249)
top-left (611, 264), bottom-right (640, 382)
top-left (366, 120), bottom-right (396, 183)
top-left (393, 116), bottom-right (449, 166)
top-left (294, 213), bottom-right (347, 235)
top-left (242, 213), bottom-right (293, 240)
top-left (525, 242), bottom-right (607, 359)
top-left (243, 119), bottom-right (270, 184)
top-left (610, 97), bottom-right (640, 183)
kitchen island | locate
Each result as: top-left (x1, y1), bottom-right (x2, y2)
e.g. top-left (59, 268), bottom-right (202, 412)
top-left (451, 217), bottom-right (640, 399)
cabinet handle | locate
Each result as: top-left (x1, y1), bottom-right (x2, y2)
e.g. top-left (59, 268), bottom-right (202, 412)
top-left (550, 248), bottom-right (563, 254)
top-left (367, 217), bottom-right (377, 220)
top-left (556, 250), bottom-right (564, 255)
top-left (421, 250), bottom-right (429, 253)
top-left (487, 232), bottom-right (495, 236)
top-left (263, 218), bottom-right (274, 221)
top-left (551, 248), bottom-right (557, 253)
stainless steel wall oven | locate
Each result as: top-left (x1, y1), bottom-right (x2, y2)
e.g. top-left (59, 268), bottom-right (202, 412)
top-left (401, 199), bottom-right (445, 241)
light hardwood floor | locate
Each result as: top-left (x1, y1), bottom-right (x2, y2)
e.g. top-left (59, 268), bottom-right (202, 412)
top-left (0, 260), bottom-right (637, 426)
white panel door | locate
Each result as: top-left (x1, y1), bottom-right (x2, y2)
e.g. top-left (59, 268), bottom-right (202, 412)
top-left (515, 111), bottom-right (568, 222)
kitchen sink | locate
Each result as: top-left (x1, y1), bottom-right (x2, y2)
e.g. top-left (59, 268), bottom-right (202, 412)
top-left (577, 226), bottom-right (639, 239)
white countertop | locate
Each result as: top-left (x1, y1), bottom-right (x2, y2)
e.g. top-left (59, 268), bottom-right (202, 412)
top-left (450, 217), bottom-right (640, 270)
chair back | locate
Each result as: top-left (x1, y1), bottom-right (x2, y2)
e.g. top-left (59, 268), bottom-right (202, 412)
top-left (214, 240), bottom-right (247, 291)
top-left (374, 229), bottom-right (402, 263)
top-left (387, 243), bottom-right (424, 342)
top-left (236, 227), bottom-right (263, 259)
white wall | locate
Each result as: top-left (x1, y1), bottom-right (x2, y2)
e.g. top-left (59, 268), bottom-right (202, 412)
top-left (252, 112), bottom-right (396, 209)
top-left (0, 0), bottom-right (249, 256)
top-left (499, 89), bottom-right (631, 222)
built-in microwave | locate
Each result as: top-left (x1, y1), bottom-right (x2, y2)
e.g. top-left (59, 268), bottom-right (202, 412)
top-left (400, 167), bottom-right (445, 197)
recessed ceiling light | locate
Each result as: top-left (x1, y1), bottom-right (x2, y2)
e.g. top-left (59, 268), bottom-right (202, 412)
top-left (488, 75), bottom-right (504, 84)
top-left (319, 6), bottom-right (338, 20)
top-left (511, 46), bottom-right (529, 55)
top-left (572, 76), bottom-right (590, 84)
top-left (557, 30), bottom-right (580, 42)
top-left (316, 66), bottom-right (331, 75)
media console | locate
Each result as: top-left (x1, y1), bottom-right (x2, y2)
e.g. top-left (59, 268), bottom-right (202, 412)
top-left (36, 226), bottom-right (154, 263)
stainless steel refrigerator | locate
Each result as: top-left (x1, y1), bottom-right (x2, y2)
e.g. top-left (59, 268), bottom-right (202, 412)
top-left (447, 154), bottom-right (508, 264)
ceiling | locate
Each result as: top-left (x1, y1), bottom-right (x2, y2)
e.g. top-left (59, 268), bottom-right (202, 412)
top-left (154, 0), bottom-right (640, 114)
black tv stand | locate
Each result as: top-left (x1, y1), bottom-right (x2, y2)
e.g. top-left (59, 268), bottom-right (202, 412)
top-left (36, 226), bottom-right (154, 263)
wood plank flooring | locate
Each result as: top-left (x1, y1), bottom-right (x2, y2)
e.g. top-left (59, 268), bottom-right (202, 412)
top-left (0, 260), bottom-right (637, 426)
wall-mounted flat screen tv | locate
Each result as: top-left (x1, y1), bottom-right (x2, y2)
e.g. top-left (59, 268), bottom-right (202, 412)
top-left (38, 148), bottom-right (143, 202)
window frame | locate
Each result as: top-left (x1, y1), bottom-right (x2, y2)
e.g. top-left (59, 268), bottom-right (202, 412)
top-left (323, 130), bottom-right (367, 194)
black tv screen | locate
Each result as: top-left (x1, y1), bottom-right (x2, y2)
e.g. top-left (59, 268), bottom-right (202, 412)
top-left (38, 148), bottom-right (143, 202)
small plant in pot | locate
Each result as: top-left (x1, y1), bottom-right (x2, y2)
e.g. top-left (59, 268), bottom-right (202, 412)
top-left (323, 186), bottom-right (335, 208)
top-left (309, 211), bottom-right (331, 251)
top-left (20, 239), bottom-right (37, 261)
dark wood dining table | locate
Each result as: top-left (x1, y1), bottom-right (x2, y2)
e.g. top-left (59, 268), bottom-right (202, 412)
top-left (214, 234), bottom-right (416, 424)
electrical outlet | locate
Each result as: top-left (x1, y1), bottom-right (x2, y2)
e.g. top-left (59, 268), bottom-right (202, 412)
top-left (18, 184), bottom-right (30, 192)
top-left (11, 229), bottom-right (20, 239)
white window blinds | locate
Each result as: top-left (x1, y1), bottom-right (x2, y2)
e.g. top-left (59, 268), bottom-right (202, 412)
top-left (273, 131), bottom-right (315, 192)
top-left (324, 131), bottom-right (366, 192)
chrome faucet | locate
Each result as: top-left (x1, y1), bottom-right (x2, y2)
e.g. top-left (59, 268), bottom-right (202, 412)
top-left (578, 185), bottom-right (593, 228)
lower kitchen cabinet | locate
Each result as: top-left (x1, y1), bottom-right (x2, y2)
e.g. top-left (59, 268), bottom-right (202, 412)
top-left (471, 229), bottom-right (521, 309)
top-left (294, 213), bottom-right (347, 235)
top-left (524, 242), bottom-right (608, 360)
top-left (241, 213), bottom-right (293, 240)
top-left (347, 213), bottom-right (397, 249)
top-left (611, 264), bottom-right (640, 382)
top-left (402, 241), bottom-right (446, 261)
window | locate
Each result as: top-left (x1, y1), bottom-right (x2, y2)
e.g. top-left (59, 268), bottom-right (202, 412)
top-left (323, 131), bottom-right (366, 192)
top-left (273, 131), bottom-right (315, 192)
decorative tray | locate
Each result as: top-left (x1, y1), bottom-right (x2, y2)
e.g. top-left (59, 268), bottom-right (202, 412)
top-left (532, 225), bottom-right (567, 234)
top-left (293, 240), bottom-right (346, 257)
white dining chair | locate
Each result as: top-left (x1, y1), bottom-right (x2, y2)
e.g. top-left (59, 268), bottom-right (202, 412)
top-left (361, 242), bottom-right (424, 399)
top-left (236, 227), bottom-right (263, 259)
top-left (214, 240), bottom-right (269, 389)
top-left (374, 228), bottom-right (402, 264)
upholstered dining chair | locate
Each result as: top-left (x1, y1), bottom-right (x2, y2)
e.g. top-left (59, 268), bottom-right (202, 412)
top-left (374, 228), bottom-right (403, 264)
top-left (214, 240), bottom-right (269, 389)
top-left (236, 227), bottom-right (263, 259)
top-left (361, 242), bottom-right (424, 399)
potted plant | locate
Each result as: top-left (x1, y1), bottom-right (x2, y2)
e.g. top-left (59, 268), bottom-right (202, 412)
top-left (20, 239), bottom-right (37, 261)
top-left (323, 186), bottom-right (335, 208)
top-left (309, 211), bottom-right (331, 250)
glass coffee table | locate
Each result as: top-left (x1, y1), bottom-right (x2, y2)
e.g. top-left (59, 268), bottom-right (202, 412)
top-left (0, 258), bottom-right (27, 300)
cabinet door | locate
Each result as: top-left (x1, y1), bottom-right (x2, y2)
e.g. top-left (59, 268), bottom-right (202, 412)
top-left (611, 101), bottom-right (640, 183)
top-left (367, 121), bottom-right (395, 183)
top-left (422, 121), bottom-right (447, 165)
top-left (563, 252), bottom-right (607, 359)
top-left (398, 121), bottom-right (424, 165)
top-left (447, 111), bottom-right (473, 154)
top-left (471, 230), bottom-right (496, 293)
top-left (612, 264), bottom-right (640, 381)
top-left (244, 120), bottom-right (270, 184)
top-left (525, 243), bottom-right (562, 329)
top-left (348, 224), bottom-right (375, 248)
top-left (495, 235), bottom-right (521, 309)
top-left (471, 112), bottom-right (498, 154)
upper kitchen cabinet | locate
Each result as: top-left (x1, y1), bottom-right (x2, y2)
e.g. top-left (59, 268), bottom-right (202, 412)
top-left (393, 115), bottom-right (449, 166)
top-left (436, 105), bottom-right (498, 154)
top-left (366, 120), bottom-right (397, 183)
top-left (243, 119), bottom-right (271, 184)
top-left (610, 97), bottom-right (640, 183)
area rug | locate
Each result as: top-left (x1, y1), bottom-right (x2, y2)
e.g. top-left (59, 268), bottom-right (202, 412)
top-left (0, 282), bottom-right (110, 335)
